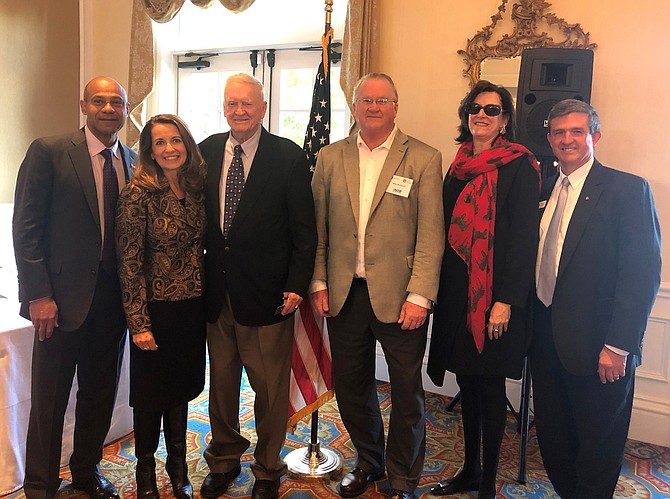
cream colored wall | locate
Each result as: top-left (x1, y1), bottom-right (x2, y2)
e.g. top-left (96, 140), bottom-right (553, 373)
top-left (375, 0), bottom-right (670, 282)
top-left (80, 0), bottom-right (135, 141)
top-left (0, 0), bottom-right (79, 203)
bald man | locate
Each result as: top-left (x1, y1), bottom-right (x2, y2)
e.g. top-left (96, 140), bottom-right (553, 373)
top-left (13, 77), bottom-right (136, 499)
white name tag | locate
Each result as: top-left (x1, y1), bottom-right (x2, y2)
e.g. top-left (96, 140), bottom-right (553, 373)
top-left (386, 175), bottom-right (413, 198)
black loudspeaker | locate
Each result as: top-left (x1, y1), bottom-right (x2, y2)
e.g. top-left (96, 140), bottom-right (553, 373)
top-left (516, 48), bottom-right (594, 158)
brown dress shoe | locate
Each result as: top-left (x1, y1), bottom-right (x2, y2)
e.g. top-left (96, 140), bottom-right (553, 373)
top-left (337, 467), bottom-right (385, 498)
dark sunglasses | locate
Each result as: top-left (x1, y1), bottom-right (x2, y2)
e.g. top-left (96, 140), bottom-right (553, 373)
top-left (464, 102), bottom-right (503, 117)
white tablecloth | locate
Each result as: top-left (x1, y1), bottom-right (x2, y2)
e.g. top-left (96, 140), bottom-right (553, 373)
top-left (0, 204), bottom-right (133, 495)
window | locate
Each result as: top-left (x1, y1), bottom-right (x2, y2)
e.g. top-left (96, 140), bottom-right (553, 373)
top-left (152, 0), bottom-right (348, 146)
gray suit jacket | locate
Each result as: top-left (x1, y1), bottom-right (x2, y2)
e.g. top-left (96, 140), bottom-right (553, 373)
top-left (312, 129), bottom-right (445, 323)
top-left (13, 128), bottom-right (135, 331)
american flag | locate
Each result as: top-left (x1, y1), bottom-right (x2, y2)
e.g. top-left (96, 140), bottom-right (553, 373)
top-left (288, 28), bottom-right (334, 428)
top-left (301, 34), bottom-right (332, 173)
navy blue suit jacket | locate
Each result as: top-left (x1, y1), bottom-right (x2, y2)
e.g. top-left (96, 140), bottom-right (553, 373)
top-left (540, 160), bottom-right (661, 375)
top-left (200, 128), bottom-right (317, 326)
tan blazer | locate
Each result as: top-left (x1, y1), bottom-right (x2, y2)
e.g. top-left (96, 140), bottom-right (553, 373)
top-left (312, 129), bottom-right (445, 323)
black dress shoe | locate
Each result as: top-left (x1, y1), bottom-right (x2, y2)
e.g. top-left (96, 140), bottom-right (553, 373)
top-left (251, 479), bottom-right (280, 499)
top-left (337, 467), bottom-right (385, 498)
top-left (200, 465), bottom-right (242, 499)
top-left (389, 489), bottom-right (412, 499)
top-left (430, 472), bottom-right (481, 496)
top-left (72, 471), bottom-right (120, 499)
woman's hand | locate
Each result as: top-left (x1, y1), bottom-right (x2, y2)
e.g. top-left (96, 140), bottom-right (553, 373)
top-left (487, 302), bottom-right (511, 340)
top-left (133, 331), bottom-right (158, 351)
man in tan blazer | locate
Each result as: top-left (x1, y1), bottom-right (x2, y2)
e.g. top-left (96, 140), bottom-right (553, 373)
top-left (310, 73), bottom-right (444, 499)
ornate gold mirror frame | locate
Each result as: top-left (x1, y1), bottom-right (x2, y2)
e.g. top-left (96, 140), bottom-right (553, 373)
top-left (459, 0), bottom-right (597, 87)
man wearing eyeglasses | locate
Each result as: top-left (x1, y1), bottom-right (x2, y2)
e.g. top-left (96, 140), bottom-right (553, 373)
top-left (13, 77), bottom-right (136, 499)
top-left (310, 73), bottom-right (444, 499)
top-left (530, 99), bottom-right (661, 498)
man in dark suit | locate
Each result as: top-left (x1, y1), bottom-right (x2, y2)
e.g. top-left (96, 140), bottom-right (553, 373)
top-left (530, 99), bottom-right (661, 498)
top-left (310, 73), bottom-right (444, 499)
top-left (199, 73), bottom-right (316, 499)
top-left (13, 77), bottom-right (136, 499)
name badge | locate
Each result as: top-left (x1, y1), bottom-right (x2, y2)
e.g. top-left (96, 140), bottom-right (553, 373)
top-left (386, 175), bottom-right (413, 198)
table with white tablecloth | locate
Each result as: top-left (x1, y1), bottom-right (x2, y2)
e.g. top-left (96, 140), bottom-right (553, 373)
top-left (0, 202), bottom-right (133, 495)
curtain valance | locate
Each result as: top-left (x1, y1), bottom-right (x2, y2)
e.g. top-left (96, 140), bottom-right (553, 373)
top-left (142, 0), bottom-right (256, 23)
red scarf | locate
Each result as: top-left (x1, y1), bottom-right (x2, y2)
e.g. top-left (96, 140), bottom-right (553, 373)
top-left (448, 137), bottom-right (539, 353)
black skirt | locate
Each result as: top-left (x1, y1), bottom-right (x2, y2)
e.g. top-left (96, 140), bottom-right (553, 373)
top-left (129, 296), bottom-right (206, 410)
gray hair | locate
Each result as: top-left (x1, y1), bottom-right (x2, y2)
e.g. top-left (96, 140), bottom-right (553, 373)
top-left (353, 72), bottom-right (399, 103)
top-left (547, 99), bottom-right (600, 133)
top-left (224, 72), bottom-right (266, 100)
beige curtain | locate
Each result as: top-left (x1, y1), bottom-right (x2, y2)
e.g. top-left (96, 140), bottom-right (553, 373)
top-left (142, 0), bottom-right (255, 22)
top-left (128, 0), bottom-right (154, 148)
top-left (340, 0), bottom-right (379, 108)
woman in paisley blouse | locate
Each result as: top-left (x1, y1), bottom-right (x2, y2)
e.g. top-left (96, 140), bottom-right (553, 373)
top-left (116, 114), bottom-right (206, 499)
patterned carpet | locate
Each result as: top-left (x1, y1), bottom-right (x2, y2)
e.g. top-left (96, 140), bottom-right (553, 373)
top-left (6, 374), bottom-right (670, 499)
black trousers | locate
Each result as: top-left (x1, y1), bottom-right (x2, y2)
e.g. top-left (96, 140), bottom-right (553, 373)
top-left (530, 301), bottom-right (635, 499)
top-left (327, 279), bottom-right (428, 494)
top-left (23, 268), bottom-right (127, 499)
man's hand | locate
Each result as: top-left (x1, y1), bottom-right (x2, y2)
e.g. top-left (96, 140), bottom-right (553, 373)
top-left (133, 331), bottom-right (158, 351)
top-left (487, 302), bottom-right (511, 340)
top-left (29, 297), bottom-right (59, 341)
top-left (310, 289), bottom-right (331, 318)
top-left (598, 347), bottom-right (627, 384)
top-left (398, 301), bottom-right (428, 330)
top-left (281, 291), bottom-right (303, 316)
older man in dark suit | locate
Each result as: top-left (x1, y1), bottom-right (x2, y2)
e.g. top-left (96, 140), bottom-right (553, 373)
top-left (13, 77), bottom-right (136, 499)
top-left (530, 99), bottom-right (661, 498)
top-left (199, 73), bottom-right (316, 499)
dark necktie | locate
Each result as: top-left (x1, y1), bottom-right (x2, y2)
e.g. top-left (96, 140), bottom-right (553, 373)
top-left (100, 148), bottom-right (119, 274)
top-left (223, 144), bottom-right (245, 237)
top-left (537, 177), bottom-right (570, 306)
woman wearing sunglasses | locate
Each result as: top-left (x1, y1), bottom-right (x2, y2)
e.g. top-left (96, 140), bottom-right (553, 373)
top-left (427, 81), bottom-right (540, 498)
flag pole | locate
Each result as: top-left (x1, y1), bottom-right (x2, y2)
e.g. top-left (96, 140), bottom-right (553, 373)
top-left (285, 0), bottom-right (341, 479)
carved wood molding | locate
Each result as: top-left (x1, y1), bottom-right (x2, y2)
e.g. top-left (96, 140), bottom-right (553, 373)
top-left (459, 0), bottom-right (597, 86)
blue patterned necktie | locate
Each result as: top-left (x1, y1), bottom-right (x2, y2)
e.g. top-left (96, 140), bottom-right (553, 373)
top-left (100, 148), bottom-right (119, 274)
top-left (537, 177), bottom-right (570, 306)
top-left (223, 144), bottom-right (245, 237)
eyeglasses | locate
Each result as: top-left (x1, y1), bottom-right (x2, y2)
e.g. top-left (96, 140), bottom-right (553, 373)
top-left (464, 102), bottom-right (503, 117)
top-left (359, 97), bottom-right (396, 106)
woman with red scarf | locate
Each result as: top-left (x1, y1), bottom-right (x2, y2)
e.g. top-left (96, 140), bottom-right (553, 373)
top-left (427, 81), bottom-right (540, 498)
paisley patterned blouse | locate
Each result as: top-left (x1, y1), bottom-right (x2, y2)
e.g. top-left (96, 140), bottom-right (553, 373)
top-left (116, 180), bottom-right (206, 335)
